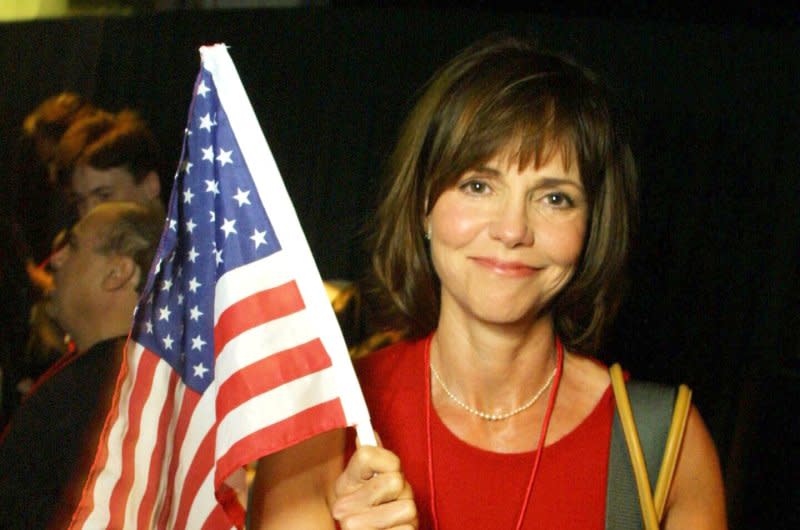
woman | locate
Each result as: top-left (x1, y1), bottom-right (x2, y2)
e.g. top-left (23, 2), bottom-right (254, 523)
top-left (250, 35), bottom-right (726, 529)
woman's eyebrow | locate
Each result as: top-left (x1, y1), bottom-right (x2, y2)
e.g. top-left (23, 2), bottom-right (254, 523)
top-left (470, 166), bottom-right (503, 176)
top-left (535, 176), bottom-right (585, 189)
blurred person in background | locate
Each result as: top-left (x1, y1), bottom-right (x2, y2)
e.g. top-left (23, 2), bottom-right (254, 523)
top-left (0, 201), bottom-right (163, 529)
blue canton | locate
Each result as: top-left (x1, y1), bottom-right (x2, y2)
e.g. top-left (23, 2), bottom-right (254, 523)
top-left (132, 69), bottom-right (280, 393)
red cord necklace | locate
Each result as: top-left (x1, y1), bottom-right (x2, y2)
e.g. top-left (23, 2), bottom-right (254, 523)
top-left (424, 335), bottom-right (565, 530)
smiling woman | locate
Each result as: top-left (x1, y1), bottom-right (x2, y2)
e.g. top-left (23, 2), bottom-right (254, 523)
top-left (427, 148), bottom-right (588, 329)
top-left (249, 34), bottom-right (726, 530)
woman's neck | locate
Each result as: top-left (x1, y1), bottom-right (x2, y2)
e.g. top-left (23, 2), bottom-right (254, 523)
top-left (431, 312), bottom-right (558, 410)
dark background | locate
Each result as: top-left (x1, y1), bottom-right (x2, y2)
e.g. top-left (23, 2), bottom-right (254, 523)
top-left (0, 6), bottom-right (797, 528)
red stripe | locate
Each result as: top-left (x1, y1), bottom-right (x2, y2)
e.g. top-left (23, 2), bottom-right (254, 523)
top-left (215, 399), bottom-right (346, 490)
top-left (214, 281), bottom-right (304, 356)
top-left (171, 425), bottom-right (218, 530)
top-left (216, 338), bottom-right (331, 417)
top-left (156, 387), bottom-right (201, 529)
top-left (105, 350), bottom-right (162, 528)
top-left (68, 341), bottom-right (136, 529)
top-left (201, 501), bottom-right (240, 530)
top-left (135, 371), bottom-right (180, 529)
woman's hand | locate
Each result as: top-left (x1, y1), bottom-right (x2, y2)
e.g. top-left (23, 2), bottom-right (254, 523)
top-left (249, 429), bottom-right (416, 530)
top-left (330, 442), bottom-right (417, 530)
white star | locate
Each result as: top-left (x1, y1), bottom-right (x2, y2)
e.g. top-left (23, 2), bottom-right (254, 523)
top-left (233, 187), bottom-right (251, 207)
top-left (193, 363), bottom-right (209, 378)
top-left (205, 179), bottom-right (220, 195)
top-left (188, 277), bottom-right (202, 293)
top-left (198, 113), bottom-right (215, 132)
top-left (202, 145), bottom-right (214, 162)
top-left (145, 321), bottom-right (154, 334)
top-left (220, 218), bottom-right (237, 238)
top-left (251, 228), bottom-right (267, 249)
top-left (184, 161), bottom-right (193, 174)
top-left (158, 306), bottom-right (171, 321)
top-left (177, 293), bottom-right (184, 305)
top-left (176, 265), bottom-right (183, 278)
top-left (191, 334), bottom-right (207, 351)
top-left (185, 218), bottom-right (197, 234)
top-left (162, 334), bottom-right (174, 350)
top-left (154, 259), bottom-right (162, 273)
top-left (161, 279), bottom-right (172, 292)
top-left (209, 210), bottom-right (216, 223)
top-left (189, 305), bottom-right (203, 321)
top-left (183, 187), bottom-right (195, 204)
top-left (196, 80), bottom-right (211, 97)
top-left (169, 218), bottom-right (177, 231)
top-left (187, 246), bottom-right (199, 263)
top-left (214, 248), bottom-right (223, 266)
top-left (216, 148), bottom-right (233, 167)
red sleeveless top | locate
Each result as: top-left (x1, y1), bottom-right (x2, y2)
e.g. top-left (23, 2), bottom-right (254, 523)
top-left (353, 336), bottom-right (613, 530)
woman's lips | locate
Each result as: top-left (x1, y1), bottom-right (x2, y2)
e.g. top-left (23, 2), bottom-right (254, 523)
top-left (471, 257), bottom-right (541, 277)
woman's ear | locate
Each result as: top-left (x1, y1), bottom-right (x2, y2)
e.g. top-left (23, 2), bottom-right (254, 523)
top-left (423, 194), bottom-right (431, 239)
top-left (102, 255), bottom-right (137, 292)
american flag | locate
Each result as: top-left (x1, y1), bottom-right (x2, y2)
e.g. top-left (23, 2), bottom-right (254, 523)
top-left (69, 44), bottom-right (374, 529)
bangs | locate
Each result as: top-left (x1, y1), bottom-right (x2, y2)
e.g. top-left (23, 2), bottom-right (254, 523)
top-left (425, 69), bottom-right (608, 207)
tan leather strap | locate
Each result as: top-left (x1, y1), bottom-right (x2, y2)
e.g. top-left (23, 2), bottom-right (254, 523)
top-left (609, 364), bottom-right (692, 528)
top-left (610, 364), bottom-right (660, 530)
top-left (653, 383), bottom-right (692, 518)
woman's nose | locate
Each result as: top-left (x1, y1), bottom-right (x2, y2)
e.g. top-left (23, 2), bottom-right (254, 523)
top-left (489, 201), bottom-right (534, 247)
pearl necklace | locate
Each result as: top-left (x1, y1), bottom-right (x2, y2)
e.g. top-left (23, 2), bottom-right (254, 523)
top-left (425, 336), bottom-right (565, 530)
top-left (430, 357), bottom-right (557, 421)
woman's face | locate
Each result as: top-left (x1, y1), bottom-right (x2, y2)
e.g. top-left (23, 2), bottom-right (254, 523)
top-left (427, 146), bottom-right (588, 328)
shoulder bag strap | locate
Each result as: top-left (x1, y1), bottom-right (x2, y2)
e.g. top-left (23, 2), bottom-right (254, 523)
top-left (605, 364), bottom-right (692, 530)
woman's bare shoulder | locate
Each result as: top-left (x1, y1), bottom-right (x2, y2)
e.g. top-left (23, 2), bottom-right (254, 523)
top-left (562, 352), bottom-right (611, 398)
top-left (545, 353), bottom-right (610, 444)
top-left (663, 406), bottom-right (728, 529)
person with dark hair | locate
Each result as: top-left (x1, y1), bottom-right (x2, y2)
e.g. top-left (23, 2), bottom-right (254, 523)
top-left (8, 92), bottom-right (97, 261)
top-left (0, 202), bottom-right (164, 529)
top-left (250, 36), bottom-right (726, 529)
top-left (55, 109), bottom-right (164, 218)
top-left (0, 93), bottom-right (98, 426)
top-left (7, 108), bottom-right (166, 424)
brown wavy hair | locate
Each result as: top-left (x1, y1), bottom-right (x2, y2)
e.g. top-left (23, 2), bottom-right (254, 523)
top-left (369, 35), bottom-right (637, 354)
top-left (55, 110), bottom-right (161, 189)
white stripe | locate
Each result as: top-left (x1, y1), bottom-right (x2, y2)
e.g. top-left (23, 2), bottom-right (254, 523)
top-left (200, 44), bottom-right (373, 443)
top-left (150, 382), bottom-right (186, 529)
top-left (216, 366), bottom-right (342, 458)
top-left (167, 382), bottom-right (217, 529)
top-left (80, 342), bottom-right (144, 529)
top-left (121, 358), bottom-right (173, 529)
top-left (214, 251), bottom-right (294, 323)
top-left (184, 469), bottom-right (220, 530)
top-left (214, 309), bottom-right (318, 385)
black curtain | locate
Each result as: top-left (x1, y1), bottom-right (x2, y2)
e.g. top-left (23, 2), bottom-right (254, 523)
top-left (1, 8), bottom-right (797, 529)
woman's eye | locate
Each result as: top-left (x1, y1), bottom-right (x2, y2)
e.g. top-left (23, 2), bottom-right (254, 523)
top-left (460, 180), bottom-right (490, 195)
top-left (543, 192), bottom-right (574, 208)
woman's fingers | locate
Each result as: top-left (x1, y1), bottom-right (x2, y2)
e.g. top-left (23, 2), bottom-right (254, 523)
top-left (331, 442), bottom-right (417, 529)
top-left (334, 497), bottom-right (417, 530)
top-left (333, 471), bottom-right (406, 514)
top-left (335, 445), bottom-right (401, 496)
